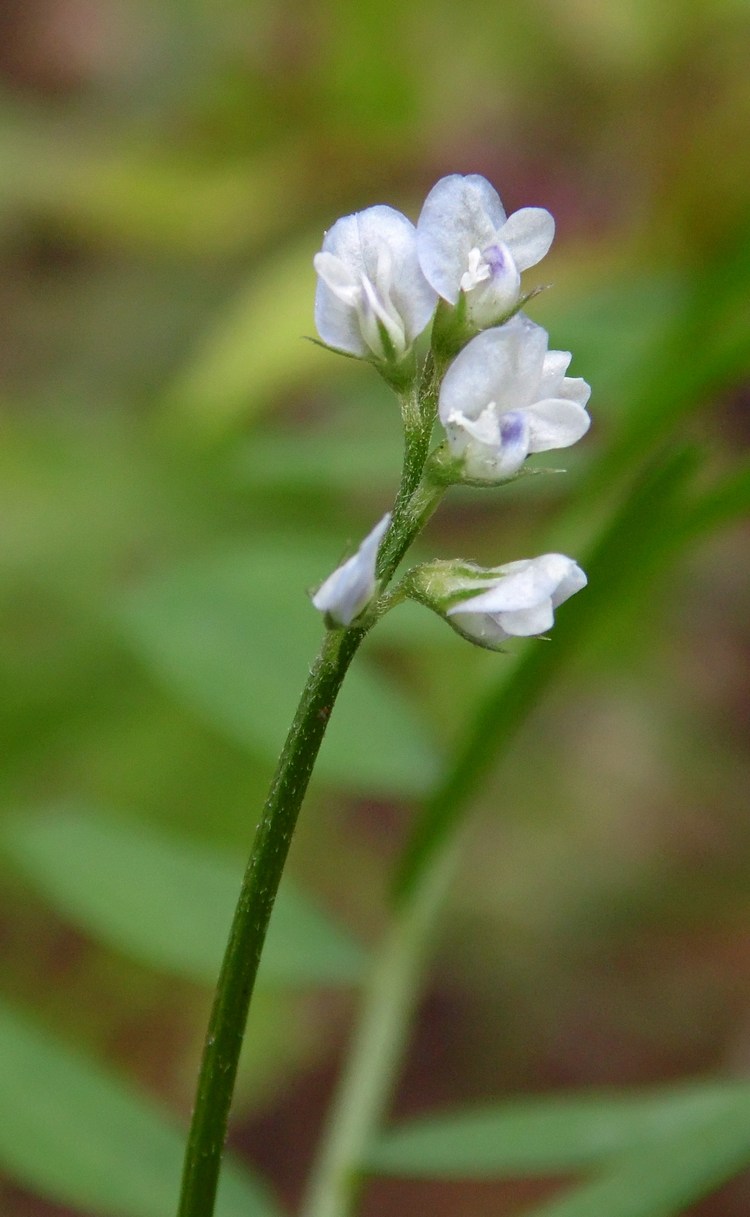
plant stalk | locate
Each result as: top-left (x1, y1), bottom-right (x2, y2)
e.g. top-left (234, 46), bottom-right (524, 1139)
top-left (177, 626), bottom-right (365, 1217)
top-left (177, 432), bottom-right (445, 1217)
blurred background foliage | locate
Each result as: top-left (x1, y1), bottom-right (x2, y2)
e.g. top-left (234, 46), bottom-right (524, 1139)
top-left (0, 0), bottom-right (749, 1214)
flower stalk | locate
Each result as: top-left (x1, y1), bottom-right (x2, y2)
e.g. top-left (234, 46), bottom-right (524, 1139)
top-left (177, 626), bottom-right (366, 1217)
top-left (177, 457), bottom-right (446, 1217)
top-left (177, 170), bottom-right (592, 1217)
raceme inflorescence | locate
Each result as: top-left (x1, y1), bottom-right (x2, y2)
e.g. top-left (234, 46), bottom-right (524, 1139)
top-left (312, 172), bottom-right (590, 648)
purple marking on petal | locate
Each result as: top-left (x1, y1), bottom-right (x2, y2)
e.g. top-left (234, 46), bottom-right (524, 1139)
top-left (500, 412), bottom-right (526, 446)
top-left (482, 244), bottom-right (509, 276)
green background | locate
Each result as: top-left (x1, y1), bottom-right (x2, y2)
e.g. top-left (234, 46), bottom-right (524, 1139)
top-left (0, 1), bottom-right (749, 1214)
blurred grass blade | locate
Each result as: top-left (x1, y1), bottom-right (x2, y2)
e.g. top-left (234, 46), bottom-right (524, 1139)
top-left (117, 541), bottom-right (438, 798)
top-left (679, 457), bottom-right (750, 541)
top-left (366, 1082), bottom-right (750, 1177)
top-left (395, 447), bottom-right (699, 898)
top-left (521, 1086), bottom-right (750, 1217)
top-left (0, 998), bottom-right (279, 1217)
top-left (1, 808), bottom-right (367, 987)
top-left (163, 234), bottom-right (335, 434)
top-left (580, 230), bottom-right (750, 500)
top-left (0, 118), bottom-right (303, 255)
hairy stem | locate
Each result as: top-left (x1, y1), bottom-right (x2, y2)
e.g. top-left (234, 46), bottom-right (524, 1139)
top-left (177, 626), bottom-right (365, 1217)
top-left (177, 434), bottom-right (445, 1217)
top-left (390, 360), bottom-right (439, 521)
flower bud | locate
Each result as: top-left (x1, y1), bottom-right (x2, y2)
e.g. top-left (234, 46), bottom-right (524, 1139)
top-left (312, 514), bottom-right (391, 628)
top-left (314, 206), bottom-right (436, 364)
top-left (408, 554), bottom-right (587, 649)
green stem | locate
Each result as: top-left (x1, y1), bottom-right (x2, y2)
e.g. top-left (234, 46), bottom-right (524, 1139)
top-left (301, 844), bottom-right (458, 1217)
top-left (177, 626), bottom-right (364, 1217)
top-left (177, 448), bottom-right (445, 1217)
top-left (390, 361), bottom-right (439, 521)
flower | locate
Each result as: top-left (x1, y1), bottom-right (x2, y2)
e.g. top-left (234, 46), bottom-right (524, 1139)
top-left (447, 554), bottom-right (587, 646)
top-left (312, 513), bottom-right (391, 627)
top-left (314, 206), bottom-right (437, 362)
top-left (416, 174), bottom-right (555, 327)
top-left (408, 554), bottom-right (587, 650)
top-left (437, 315), bottom-right (591, 482)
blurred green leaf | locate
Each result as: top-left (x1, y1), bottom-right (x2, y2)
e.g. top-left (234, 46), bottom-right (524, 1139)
top-left (0, 998), bottom-right (278, 1217)
top-left (1, 808), bottom-right (367, 987)
top-left (0, 117), bottom-right (302, 254)
top-left (231, 427), bottom-right (401, 496)
top-left (117, 541), bottom-right (438, 797)
top-left (535, 267), bottom-right (689, 416)
top-left (522, 1087), bottom-right (750, 1217)
top-left (367, 1082), bottom-right (750, 1177)
top-left (681, 457), bottom-right (750, 540)
top-left (164, 234), bottom-right (335, 433)
top-left (579, 235), bottom-right (750, 500)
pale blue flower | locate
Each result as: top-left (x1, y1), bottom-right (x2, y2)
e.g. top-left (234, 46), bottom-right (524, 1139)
top-left (314, 206), bottom-right (436, 361)
top-left (446, 554), bottom-right (587, 647)
top-left (417, 174), bottom-right (554, 327)
top-left (438, 315), bottom-right (591, 482)
top-left (312, 514), bottom-right (391, 627)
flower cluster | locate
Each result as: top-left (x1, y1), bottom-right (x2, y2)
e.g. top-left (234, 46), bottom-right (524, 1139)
top-left (310, 173), bottom-right (590, 646)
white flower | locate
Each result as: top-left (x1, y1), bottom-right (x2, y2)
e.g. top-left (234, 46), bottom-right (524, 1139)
top-left (312, 514), bottom-right (391, 627)
top-left (438, 315), bottom-right (591, 482)
top-left (314, 206), bottom-right (437, 361)
top-left (446, 554), bottom-right (587, 648)
top-left (417, 174), bottom-right (555, 327)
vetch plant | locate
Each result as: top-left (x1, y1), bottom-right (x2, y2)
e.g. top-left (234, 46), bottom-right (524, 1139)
top-left (177, 175), bottom-right (591, 1217)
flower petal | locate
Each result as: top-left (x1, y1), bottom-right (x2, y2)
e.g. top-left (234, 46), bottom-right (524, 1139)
top-left (448, 568), bottom-right (543, 615)
top-left (538, 351), bottom-right (590, 407)
top-left (462, 243), bottom-right (522, 327)
top-left (417, 174), bottom-right (507, 304)
top-left (497, 207), bottom-right (555, 272)
top-left (447, 611), bottom-right (511, 649)
top-left (497, 599), bottom-right (555, 636)
top-left (315, 229), bottom-right (370, 356)
top-left (408, 554), bottom-right (586, 651)
top-left (312, 513), bottom-right (391, 627)
top-left (525, 398), bottom-right (591, 452)
top-left (355, 206), bottom-right (437, 344)
top-left (450, 554), bottom-right (578, 614)
top-left (551, 562), bottom-right (588, 606)
top-left (438, 316), bottom-right (549, 425)
top-left (559, 376), bottom-right (591, 407)
top-left (538, 349), bottom-right (572, 395)
top-left (497, 410), bottom-right (532, 475)
top-left (444, 406), bottom-right (531, 481)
